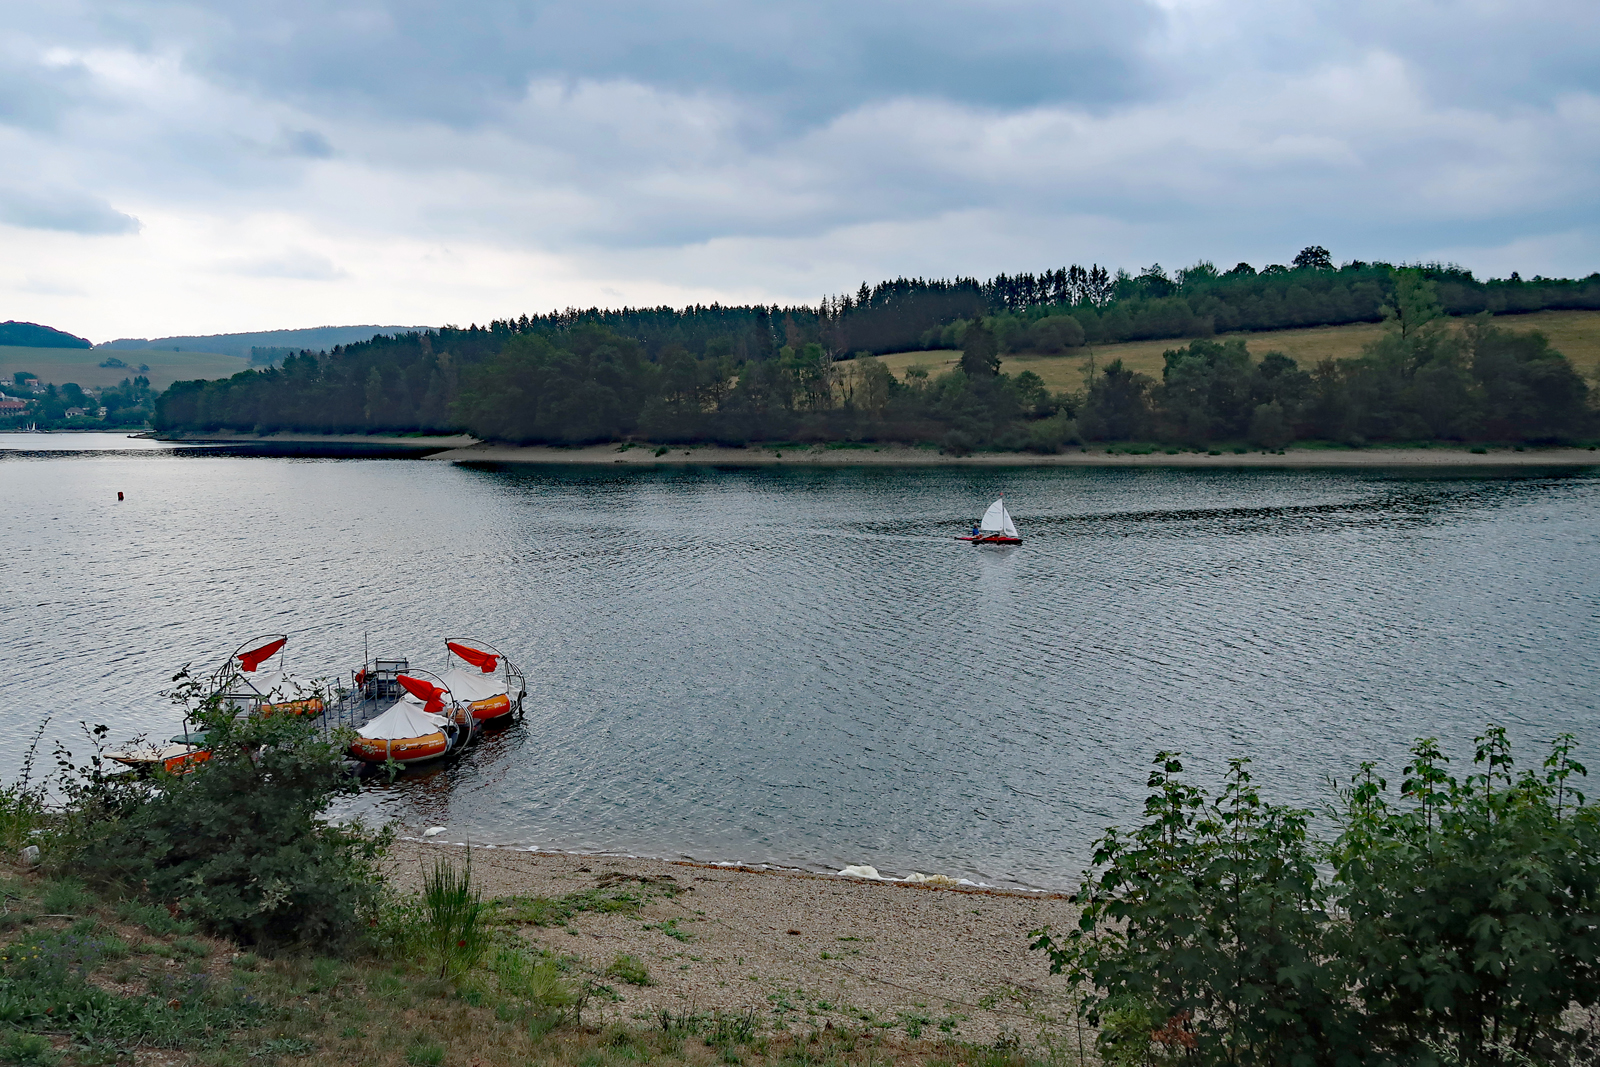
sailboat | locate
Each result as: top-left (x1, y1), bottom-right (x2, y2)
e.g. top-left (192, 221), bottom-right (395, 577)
top-left (956, 497), bottom-right (1022, 545)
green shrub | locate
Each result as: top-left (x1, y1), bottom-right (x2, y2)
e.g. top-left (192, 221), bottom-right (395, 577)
top-left (491, 946), bottom-right (575, 1012)
top-left (1034, 755), bottom-right (1352, 1067)
top-left (0, 721), bottom-right (50, 856)
top-left (0, 790), bottom-right (43, 860)
top-left (368, 891), bottom-right (426, 958)
top-left (38, 880), bottom-right (93, 915)
top-left (1036, 728), bottom-right (1600, 1067)
top-left (115, 900), bottom-right (195, 936)
top-left (68, 672), bottom-right (387, 949)
top-left (1331, 729), bottom-right (1600, 1063)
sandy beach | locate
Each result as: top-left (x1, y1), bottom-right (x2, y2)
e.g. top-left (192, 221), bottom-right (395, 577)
top-left (385, 839), bottom-right (1082, 1049)
top-left (425, 440), bottom-right (1600, 468)
top-left (150, 432), bottom-right (1599, 466)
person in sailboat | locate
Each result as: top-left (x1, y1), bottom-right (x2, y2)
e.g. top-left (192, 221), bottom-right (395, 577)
top-left (959, 497), bottom-right (1022, 544)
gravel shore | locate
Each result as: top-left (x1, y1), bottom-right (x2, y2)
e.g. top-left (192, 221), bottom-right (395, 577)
top-left (385, 839), bottom-right (1082, 1049)
top-left (153, 433), bottom-right (1600, 467)
top-left (426, 441), bottom-right (1600, 467)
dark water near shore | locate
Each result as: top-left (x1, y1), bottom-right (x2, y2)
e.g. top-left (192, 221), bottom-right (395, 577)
top-left (2, 434), bottom-right (1597, 888)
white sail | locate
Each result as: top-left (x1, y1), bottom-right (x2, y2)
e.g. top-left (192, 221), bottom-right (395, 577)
top-left (978, 498), bottom-right (1019, 537)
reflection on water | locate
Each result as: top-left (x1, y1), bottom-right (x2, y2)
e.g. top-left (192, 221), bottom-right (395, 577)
top-left (1, 440), bottom-right (1596, 887)
top-left (0, 431), bottom-right (185, 453)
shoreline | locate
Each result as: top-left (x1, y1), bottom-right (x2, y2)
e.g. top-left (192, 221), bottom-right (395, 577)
top-left (434, 441), bottom-right (1600, 467)
top-left (384, 837), bottom-right (1078, 1046)
top-left (153, 432), bottom-right (1600, 467)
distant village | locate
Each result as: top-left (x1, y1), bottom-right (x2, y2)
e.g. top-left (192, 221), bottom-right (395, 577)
top-left (1, 367), bottom-right (156, 429)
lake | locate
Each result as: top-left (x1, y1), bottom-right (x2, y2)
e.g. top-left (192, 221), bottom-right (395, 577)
top-left (2, 433), bottom-right (1596, 888)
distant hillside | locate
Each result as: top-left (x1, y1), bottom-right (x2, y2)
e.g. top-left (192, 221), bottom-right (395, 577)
top-left (0, 321), bottom-right (91, 349)
top-left (98, 325), bottom-right (431, 359)
top-left (0, 346), bottom-right (245, 391)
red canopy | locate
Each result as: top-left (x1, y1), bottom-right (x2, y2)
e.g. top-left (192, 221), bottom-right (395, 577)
top-left (237, 637), bottom-right (286, 673)
top-left (397, 674), bottom-right (447, 714)
top-left (448, 642), bottom-right (499, 674)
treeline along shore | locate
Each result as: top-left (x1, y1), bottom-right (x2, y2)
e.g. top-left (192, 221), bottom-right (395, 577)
top-left (152, 253), bottom-right (1600, 452)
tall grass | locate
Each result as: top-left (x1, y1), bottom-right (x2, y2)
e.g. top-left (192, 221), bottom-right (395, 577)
top-left (422, 856), bottom-right (490, 981)
top-left (0, 720), bottom-right (50, 855)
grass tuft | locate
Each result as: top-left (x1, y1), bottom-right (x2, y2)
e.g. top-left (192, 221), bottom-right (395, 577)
top-left (422, 857), bottom-right (490, 982)
top-left (606, 953), bottom-right (652, 986)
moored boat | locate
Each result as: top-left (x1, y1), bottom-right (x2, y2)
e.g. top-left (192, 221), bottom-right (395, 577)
top-left (347, 670), bottom-right (474, 765)
top-left (214, 635), bottom-right (326, 715)
top-left (956, 497), bottom-right (1022, 545)
top-left (106, 736), bottom-right (211, 775)
top-left (439, 638), bottom-right (526, 723)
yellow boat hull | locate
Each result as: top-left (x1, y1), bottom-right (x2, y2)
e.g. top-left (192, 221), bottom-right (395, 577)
top-left (348, 730), bottom-right (449, 765)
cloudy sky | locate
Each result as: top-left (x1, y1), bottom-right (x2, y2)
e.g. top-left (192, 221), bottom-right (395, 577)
top-left (3, 0), bottom-right (1597, 341)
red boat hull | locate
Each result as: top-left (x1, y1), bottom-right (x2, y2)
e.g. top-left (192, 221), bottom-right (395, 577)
top-left (956, 535), bottom-right (1022, 545)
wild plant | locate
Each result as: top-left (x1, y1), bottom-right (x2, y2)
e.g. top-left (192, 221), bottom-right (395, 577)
top-left (0, 719), bottom-right (50, 854)
top-left (605, 952), bottom-right (652, 986)
top-left (422, 856), bottom-right (490, 981)
top-left (65, 667), bottom-right (387, 948)
top-left (1329, 727), bottom-right (1600, 1064)
top-left (1036, 728), bottom-right (1600, 1067)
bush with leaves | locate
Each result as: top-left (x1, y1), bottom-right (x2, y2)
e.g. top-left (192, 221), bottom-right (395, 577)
top-left (69, 670), bottom-right (387, 949)
top-left (1035, 729), bottom-right (1600, 1067)
top-left (1331, 729), bottom-right (1600, 1065)
top-left (1034, 755), bottom-right (1358, 1067)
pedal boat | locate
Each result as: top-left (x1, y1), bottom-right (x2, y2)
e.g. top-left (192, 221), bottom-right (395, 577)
top-left (215, 635), bottom-right (325, 716)
top-left (348, 673), bottom-right (473, 765)
top-left (106, 737), bottom-right (211, 776)
top-left (439, 639), bottom-right (526, 723)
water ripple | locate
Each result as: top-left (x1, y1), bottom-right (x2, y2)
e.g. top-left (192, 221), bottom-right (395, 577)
top-left (1, 445), bottom-right (1596, 887)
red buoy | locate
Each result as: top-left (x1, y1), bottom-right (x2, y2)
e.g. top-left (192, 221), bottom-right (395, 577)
top-left (117, 492), bottom-right (124, 500)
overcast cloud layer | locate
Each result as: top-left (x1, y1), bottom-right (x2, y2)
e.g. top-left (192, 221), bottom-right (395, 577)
top-left (2, 0), bottom-right (1597, 340)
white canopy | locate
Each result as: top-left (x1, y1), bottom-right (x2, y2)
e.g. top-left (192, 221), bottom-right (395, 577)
top-left (107, 743), bottom-right (194, 765)
top-left (979, 498), bottom-right (1020, 538)
top-left (357, 701), bottom-right (448, 741)
top-left (439, 668), bottom-right (507, 703)
top-left (238, 671), bottom-right (313, 700)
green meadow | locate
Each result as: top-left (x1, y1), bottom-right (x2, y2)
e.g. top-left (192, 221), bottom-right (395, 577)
top-left (876, 308), bottom-right (1600, 394)
top-left (0, 345), bottom-right (245, 391)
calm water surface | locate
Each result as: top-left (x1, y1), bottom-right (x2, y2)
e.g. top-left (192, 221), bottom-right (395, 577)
top-left (2, 433), bottom-right (1597, 888)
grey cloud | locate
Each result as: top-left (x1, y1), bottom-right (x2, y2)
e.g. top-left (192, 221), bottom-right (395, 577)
top-left (1151, 0), bottom-right (1600, 110)
top-left (0, 52), bottom-right (97, 131)
top-left (35, 0), bottom-right (1163, 131)
top-left (2, 0), bottom-right (1597, 328)
top-left (221, 249), bottom-right (349, 280)
top-left (0, 188), bottom-right (141, 234)
top-left (278, 127), bottom-right (333, 157)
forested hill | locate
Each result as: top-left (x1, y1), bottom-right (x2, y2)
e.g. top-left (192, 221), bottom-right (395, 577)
top-left (153, 256), bottom-right (1598, 450)
top-left (98, 324), bottom-right (429, 359)
top-left (0, 321), bottom-right (91, 348)
top-left (494, 258), bottom-right (1600, 357)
